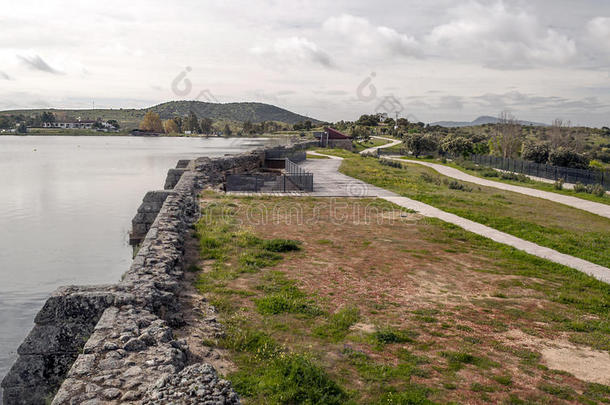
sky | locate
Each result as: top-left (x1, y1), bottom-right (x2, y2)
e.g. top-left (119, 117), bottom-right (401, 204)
top-left (0, 0), bottom-right (609, 126)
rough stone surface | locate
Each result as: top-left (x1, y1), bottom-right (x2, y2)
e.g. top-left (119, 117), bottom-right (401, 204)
top-left (2, 144), bottom-right (310, 405)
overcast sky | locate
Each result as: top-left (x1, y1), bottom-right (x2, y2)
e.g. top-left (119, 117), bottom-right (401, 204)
top-left (1, 0), bottom-right (609, 126)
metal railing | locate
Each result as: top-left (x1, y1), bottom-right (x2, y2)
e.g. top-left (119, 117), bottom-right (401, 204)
top-left (471, 154), bottom-right (609, 190)
top-left (284, 159), bottom-right (313, 191)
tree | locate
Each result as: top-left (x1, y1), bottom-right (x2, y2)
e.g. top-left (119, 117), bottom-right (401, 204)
top-left (242, 120), bottom-right (253, 134)
top-left (163, 119), bottom-right (179, 134)
top-left (107, 119), bottom-right (120, 130)
top-left (548, 147), bottom-right (589, 169)
top-left (403, 133), bottom-right (438, 158)
top-left (17, 123), bottom-right (27, 133)
top-left (172, 117), bottom-right (183, 133)
top-left (200, 118), bottom-right (213, 134)
top-left (356, 114), bottom-right (379, 127)
top-left (40, 112), bottom-right (56, 123)
top-left (440, 135), bottom-right (473, 157)
top-left (139, 112), bottom-right (163, 132)
top-left (491, 111), bottom-right (522, 158)
top-left (223, 124), bottom-right (232, 136)
top-left (303, 120), bottom-right (313, 130)
top-left (184, 111), bottom-right (200, 133)
top-left (521, 141), bottom-right (550, 163)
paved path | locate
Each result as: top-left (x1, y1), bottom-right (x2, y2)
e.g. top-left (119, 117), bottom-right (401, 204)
top-left (302, 154), bottom-right (610, 283)
top-left (360, 136), bottom-right (402, 155)
top-left (386, 156), bottom-right (610, 219)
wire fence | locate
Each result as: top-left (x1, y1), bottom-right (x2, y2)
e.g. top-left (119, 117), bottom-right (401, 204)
top-left (471, 154), bottom-right (609, 190)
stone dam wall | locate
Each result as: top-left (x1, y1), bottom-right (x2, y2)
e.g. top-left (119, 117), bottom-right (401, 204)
top-left (1, 142), bottom-right (315, 405)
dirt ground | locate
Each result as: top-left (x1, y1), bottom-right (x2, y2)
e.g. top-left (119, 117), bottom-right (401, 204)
top-left (186, 195), bottom-right (610, 404)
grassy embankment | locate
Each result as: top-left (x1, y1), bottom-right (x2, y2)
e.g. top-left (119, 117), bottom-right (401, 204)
top-left (352, 138), bottom-right (393, 153)
top-left (190, 192), bottom-right (610, 404)
top-left (315, 149), bottom-right (610, 269)
top-left (398, 155), bottom-right (609, 206)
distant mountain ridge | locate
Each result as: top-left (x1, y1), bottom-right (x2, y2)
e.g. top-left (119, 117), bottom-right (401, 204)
top-left (148, 101), bottom-right (321, 124)
top-left (431, 116), bottom-right (547, 128)
top-left (0, 101), bottom-right (321, 128)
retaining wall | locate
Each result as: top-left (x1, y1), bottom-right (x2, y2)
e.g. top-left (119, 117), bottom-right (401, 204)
top-left (1, 144), bottom-right (302, 405)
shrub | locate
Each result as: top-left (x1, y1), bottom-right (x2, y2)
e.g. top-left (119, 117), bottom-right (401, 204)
top-left (554, 179), bottom-right (564, 190)
top-left (263, 238), bottom-right (301, 252)
top-left (522, 141), bottom-right (550, 164)
top-left (499, 172), bottom-right (531, 183)
top-left (372, 327), bottom-right (418, 345)
top-left (380, 158), bottom-right (403, 168)
top-left (573, 182), bottom-right (588, 193)
top-left (587, 184), bottom-right (606, 197)
top-left (444, 179), bottom-right (472, 192)
top-left (549, 147), bottom-right (590, 169)
top-left (420, 172), bottom-right (441, 185)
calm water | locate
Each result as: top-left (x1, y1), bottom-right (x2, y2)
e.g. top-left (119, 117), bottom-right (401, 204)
top-left (0, 136), bottom-right (271, 397)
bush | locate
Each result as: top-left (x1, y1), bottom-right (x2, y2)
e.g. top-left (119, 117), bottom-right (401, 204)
top-left (380, 158), bottom-right (403, 168)
top-left (573, 182), bottom-right (588, 193)
top-left (444, 179), bottom-right (472, 192)
top-left (554, 179), bottom-right (564, 190)
top-left (420, 172), bottom-right (441, 185)
top-left (587, 184), bottom-right (606, 197)
top-left (372, 327), bottom-right (417, 345)
top-left (499, 172), bottom-right (531, 183)
top-left (263, 239), bottom-right (301, 252)
top-left (549, 147), bottom-right (590, 169)
top-left (522, 141), bottom-right (550, 164)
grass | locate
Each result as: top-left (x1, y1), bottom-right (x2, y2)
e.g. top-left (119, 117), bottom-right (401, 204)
top-left (190, 193), bottom-right (610, 404)
top-left (316, 148), bottom-right (610, 268)
top-left (352, 137), bottom-right (392, 152)
top-left (402, 155), bottom-right (609, 205)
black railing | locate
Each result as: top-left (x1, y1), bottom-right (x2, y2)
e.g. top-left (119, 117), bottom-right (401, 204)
top-left (470, 154), bottom-right (609, 190)
top-left (284, 159), bottom-right (313, 191)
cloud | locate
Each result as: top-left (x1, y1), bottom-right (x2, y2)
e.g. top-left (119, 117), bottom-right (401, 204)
top-left (17, 54), bottom-right (63, 74)
top-left (323, 14), bottom-right (421, 58)
top-left (425, 1), bottom-right (577, 69)
top-left (582, 17), bottom-right (610, 66)
top-left (251, 37), bottom-right (334, 68)
top-left (471, 91), bottom-right (608, 112)
top-left (0, 71), bottom-right (11, 80)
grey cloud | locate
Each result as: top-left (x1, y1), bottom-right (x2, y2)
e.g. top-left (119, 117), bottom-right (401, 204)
top-left (0, 71), bottom-right (11, 80)
top-left (17, 55), bottom-right (63, 74)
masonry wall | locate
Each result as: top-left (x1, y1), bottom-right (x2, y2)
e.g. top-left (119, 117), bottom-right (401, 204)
top-left (1, 144), bottom-right (307, 405)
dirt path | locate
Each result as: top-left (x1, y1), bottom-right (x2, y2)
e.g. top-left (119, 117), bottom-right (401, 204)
top-left (359, 136), bottom-right (402, 155)
top-left (302, 154), bottom-right (610, 283)
top-left (386, 156), bottom-right (610, 219)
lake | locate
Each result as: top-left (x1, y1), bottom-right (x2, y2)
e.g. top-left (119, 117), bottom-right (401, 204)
top-left (0, 136), bottom-right (272, 398)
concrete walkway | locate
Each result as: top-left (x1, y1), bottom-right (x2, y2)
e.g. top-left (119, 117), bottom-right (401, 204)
top-left (386, 156), bottom-right (610, 219)
top-left (360, 136), bottom-right (402, 155)
top-left (302, 154), bottom-right (610, 283)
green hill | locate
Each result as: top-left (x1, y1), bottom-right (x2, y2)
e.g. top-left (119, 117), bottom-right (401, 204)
top-left (0, 101), bottom-right (321, 129)
top-left (149, 101), bottom-right (319, 125)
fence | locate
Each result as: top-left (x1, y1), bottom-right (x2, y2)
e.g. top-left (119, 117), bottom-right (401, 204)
top-left (225, 158), bottom-right (313, 193)
top-left (471, 154), bottom-right (609, 190)
top-left (285, 158), bottom-right (313, 191)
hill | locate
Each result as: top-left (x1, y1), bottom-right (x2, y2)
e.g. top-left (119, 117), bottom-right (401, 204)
top-left (431, 115), bottom-right (547, 128)
top-left (0, 101), bottom-right (321, 129)
top-left (148, 101), bottom-right (319, 125)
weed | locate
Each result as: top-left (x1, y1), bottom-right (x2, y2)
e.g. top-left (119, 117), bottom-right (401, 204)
top-left (263, 238), bottom-right (302, 252)
top-left (538, 382), bottom-right (575, 400)
top-left (372, 327), bottom-right (418, 346)
top-left (314, 307), bottom-right (360, 341)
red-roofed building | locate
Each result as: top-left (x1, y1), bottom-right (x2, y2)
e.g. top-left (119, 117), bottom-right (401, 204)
top-left (315, 127), bottom-right (353, 151)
